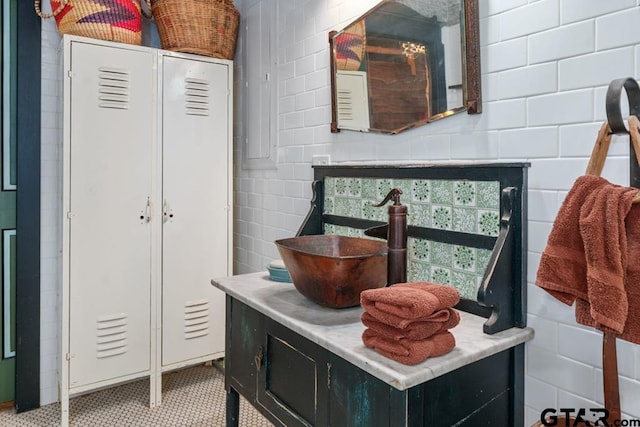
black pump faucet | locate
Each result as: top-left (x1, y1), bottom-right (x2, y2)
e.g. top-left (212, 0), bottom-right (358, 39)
top-left (365, 188), bottom-right (407, 286)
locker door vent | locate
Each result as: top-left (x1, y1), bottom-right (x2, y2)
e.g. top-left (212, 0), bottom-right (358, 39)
top-left (98, 67), bottom-right (130, 110)
top-left (96, 313), bottom-right (128, 359)
top-left (184, 78), bottom-right (210, 116)
top-left (337, 89), bottom-right (354, 121)
top-left (184, 299), bottom-right (210, 339)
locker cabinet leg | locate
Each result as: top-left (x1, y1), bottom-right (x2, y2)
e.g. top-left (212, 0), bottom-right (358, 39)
top-left (61, 392), bottom-right (69, 427)
top-left (150, 372), bottom-right (162, 408)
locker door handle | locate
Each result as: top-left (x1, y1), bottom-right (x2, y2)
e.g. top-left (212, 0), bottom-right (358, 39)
top-left (163, 199), bottom-right (174, 223)
top-left (140, 197), bottom-right (151, 223)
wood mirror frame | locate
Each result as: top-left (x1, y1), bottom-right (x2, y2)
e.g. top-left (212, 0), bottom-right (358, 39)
top-left (329, 0), bottom-right (481, 135)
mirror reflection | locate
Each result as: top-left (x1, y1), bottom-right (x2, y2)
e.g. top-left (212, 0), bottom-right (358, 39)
top-left (330, 0), bottom-right (481, 134)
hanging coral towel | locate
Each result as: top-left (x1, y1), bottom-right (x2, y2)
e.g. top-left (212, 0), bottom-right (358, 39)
top-left (536, 175), bottom-right (640, 343)
top-left (615, 206), bottom-right (640, 344)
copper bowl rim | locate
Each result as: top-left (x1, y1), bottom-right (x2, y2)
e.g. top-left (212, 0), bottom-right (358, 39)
top-left (274, 235), bottom-right (387, 260)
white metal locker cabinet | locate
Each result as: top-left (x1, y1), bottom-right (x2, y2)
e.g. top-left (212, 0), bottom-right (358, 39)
top-left (67, 42), bottom-right (155, 388)
top-left (160, 55), bottom-right (229, 367)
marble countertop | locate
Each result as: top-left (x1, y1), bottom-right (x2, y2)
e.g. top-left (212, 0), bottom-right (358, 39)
top-left (212, 272), bottom-right (534, 391)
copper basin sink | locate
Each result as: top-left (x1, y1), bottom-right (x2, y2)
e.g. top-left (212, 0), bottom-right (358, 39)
top-left (274, 235), bottom-right (388, 308)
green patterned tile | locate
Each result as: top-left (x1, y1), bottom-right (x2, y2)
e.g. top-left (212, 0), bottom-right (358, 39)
top-left (409, 204), bottom-right (432, 227)
top-left (477, 248), bottom-right (492, 275)
top-left (430, 241), bottom-right (452, 267)
top-left (334, 177), bottom-right (349, 196)
top-left (411, 179), bottom-right (431, 203)
top-left (431, 180), bottom-right (453, 204)
top-left (453, 245), bottom-right (476, 272)
top-left (361, 199), bottom-right (379, 220)
top-left (431, 205), bottom-right (452, 230)
top-left (328, 225), bottom-right (365, 237)
top-left (452, 271), bottom-right (479, 300)
top-left (335, 197), bottom-right (360, 217)
top-left (431, 266), bottom-right (451, 285)
top-left (378, 204), bottom-right (389, 221)
top-left (348, 227), bottom-right (364, 237)
top-left (325, 177), bottom-right (335, 196)
top-left (478, 209), bottom-right (500, 236)
top-left (347, 178), bottom-right (362, 197)
top-left (409, 238), bottom-right (430, 261)
top-left (361, 179), bottom-right (377, 199)
top-left (477, 181), bottom-right (500, 209)
top-left (454, 181), bottom-right (476, 206)
top-left (324, 197), bottom-right (335, 215)
top-left (408, 260), bottom-right (431, 282)
top-left (324, 223), bottom-right (336, 234)
top-left (452, 207), bottom-right (477, 233)
top-left (392, 179), bottom-right (411, 197)
top-left (376, 179), bottom-right (393, 199)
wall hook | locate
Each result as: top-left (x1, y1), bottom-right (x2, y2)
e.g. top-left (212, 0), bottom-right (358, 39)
top-left (605, 77), bottom-right (640, 134)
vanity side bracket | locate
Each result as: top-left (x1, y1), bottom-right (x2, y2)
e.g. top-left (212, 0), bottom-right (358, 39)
top-left (297, 180), bottom-right (325, 236)
top-left (477, 187), bottom-right (517, 334)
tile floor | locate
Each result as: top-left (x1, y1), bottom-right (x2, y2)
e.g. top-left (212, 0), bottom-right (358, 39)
top-left (0, 362), bottom-right (273, 426)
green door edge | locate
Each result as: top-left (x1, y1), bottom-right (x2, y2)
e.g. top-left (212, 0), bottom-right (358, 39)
top-left (0, 0), bottom-right (17, 404)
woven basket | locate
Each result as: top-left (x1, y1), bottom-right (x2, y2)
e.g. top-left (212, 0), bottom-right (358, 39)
top-left (34, 0), bottom-right (144, 45)
top-left (151, 0), bottom-right (239, 60)
top-left (334, 20), bottom-right (366, 71)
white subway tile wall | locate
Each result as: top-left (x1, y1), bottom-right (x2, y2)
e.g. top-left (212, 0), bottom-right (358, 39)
top-left (39, 0), bottom-right (640, 423)
top-left (41, 6), bottom-right (61, 406)
top-left (529, 21), bottom-right (595, 64)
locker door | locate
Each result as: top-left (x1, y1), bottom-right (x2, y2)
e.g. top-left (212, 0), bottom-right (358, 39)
top-left (161, 56), bottom-right (229, 366)
top-left (67, 42), bottom-right (155, 388)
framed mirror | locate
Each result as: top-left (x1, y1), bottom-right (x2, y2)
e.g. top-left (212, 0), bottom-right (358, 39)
top-left (329, 0), bottom-right (481, 134)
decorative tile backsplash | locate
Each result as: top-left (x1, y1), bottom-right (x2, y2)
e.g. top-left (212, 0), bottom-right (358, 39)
top-left (323, 177), bottom-right (500, 300)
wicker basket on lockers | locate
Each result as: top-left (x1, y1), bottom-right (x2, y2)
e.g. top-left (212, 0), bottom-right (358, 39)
top-left (34, 0), bottom-right (145, 46)
top-left (151, 0), bottom-right (240, 60)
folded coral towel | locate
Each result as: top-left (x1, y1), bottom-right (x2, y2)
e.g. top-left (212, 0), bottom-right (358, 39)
top-left (360, 282), bottom-right (460, 329)
top-left (536, 175), bottom-right (640, 343)
top-left (362, 329), bottom-right (456, 365)
top-left (361, 308), bottom-right (460, 341)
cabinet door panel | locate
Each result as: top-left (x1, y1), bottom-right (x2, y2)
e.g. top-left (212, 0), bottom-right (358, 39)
top-left (68, 42), bottom-right (155, 388)
top-left (161, 56), bottom-right (229, 366)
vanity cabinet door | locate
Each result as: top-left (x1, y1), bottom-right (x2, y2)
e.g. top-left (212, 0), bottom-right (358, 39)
top-left (227, 298), bottom-right (265, 402)
top-left (255, 317), bottom-right (330, 427)
top-left (228, 299), bottom-right (331, 427)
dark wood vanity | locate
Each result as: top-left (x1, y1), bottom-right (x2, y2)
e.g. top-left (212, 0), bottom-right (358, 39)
top-left (213, 163), bottom-right (533, 426)
top-left (215, 275), bottom-right (532, 426)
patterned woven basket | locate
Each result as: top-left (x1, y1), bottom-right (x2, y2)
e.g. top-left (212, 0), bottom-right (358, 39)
top-left (151, 0), bottom-right (239, 60)
top-left (34, 0), bottom-right (144, 45)
top-left (334, 20), bottom-right (366, 71)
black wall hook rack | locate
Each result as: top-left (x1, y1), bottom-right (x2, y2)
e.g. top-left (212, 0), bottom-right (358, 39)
top-left (605, 77), bottom-right (640, 188)
top-left (606, 77), bottom-right (640, 134)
